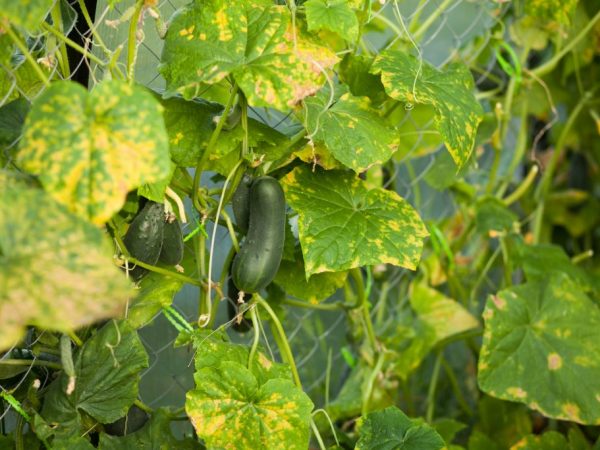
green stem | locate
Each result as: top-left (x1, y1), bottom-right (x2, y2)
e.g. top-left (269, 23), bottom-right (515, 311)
top-left (532, 92), bottom-right (591, 243)
top-left (532, 8), bottom-right (600, 77)
top-left (441, 357), bottom-right (473, 416)
top-left (67, 330), bottom-right (83, 347)
top-left (256, 295), bottom-right (302, 388)
top-left (134, 399), bottom-right (153, 414)
top-left (426, 351), bottom-right (443, 423)
top-left (41, 22), bottom-right (105, 67)
top-left (282, 298), bottom-right (344, 311)
top-left (50, 3), bottom-right (71, 78)
top-left (192, 82), bottom-right (238, 211)
top-left (0, 359), bottom-right (62, 370)
top-left (351, 268), bottom-right (377, 351)
top-left (361, 352), bottom-right (384, 416)
top-left (15, 415), bottom-right (24, 450)
top-left (77, 0), bottom-right (110, 54)
top-left (248, 305), bottom-right (260, 369)
top-left (310, 419), bottom-right (327, 450)
top-left (127, 0), bottom-right (145, 82)
top-left (6, 26), bottom-right (50, 87)
top-left (503, 164), bottom-right (539, 206)
top-left (412, 0), bottom-right (453, 41)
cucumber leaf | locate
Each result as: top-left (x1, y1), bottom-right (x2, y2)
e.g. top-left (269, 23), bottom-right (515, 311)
top-left (303, 88), bottom-right (399, 172)
top-left (17, 80), bottom-right (171, 225)
top-left (42, 321), bottom-right (148, 427)
top-left (304, 0), bottom-right (359, 42)
top-left (282, 166), bottom-right (428, 277)
top-left (159, 0), bottom-right (337, 110)
top-left (356, 406), bottom-right (445, 450)
top-left (478, 274), bottom-right (600, 424)
top-left (0, 180), bottom-right (134, 351)
top-left (0, 0), bottom-right (53, 29)
top-left (371, 51), bottom-right (483, 168)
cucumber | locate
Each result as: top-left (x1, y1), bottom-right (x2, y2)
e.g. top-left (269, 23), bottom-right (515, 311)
top-left (159, 212), bottom-right (183, 265)
top-left (232, 174), bottom-right (253, 234)
top-left (227, 266), bottom-right (252, 333)
top-left (122, 201), bottom-right (165, 281)
top-left (232, 176), bottom-right (286, 293)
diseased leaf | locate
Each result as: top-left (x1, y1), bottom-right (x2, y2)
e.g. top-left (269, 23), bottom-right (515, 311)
top-left (160, 0), bottom-right (337, 110)
top-left (509, 432), bottom-right (568, 450)
top-left (303, 88), bottom-right (399, 171)
top-left (17, 80), bottom-right (170, 225)
top-left (338, 54), bottom-right (387, 106)
top-left (371, 51), bottom-right (483, 168)
top-left (478, 274), bottom-right (600, 425)
top-left (356, 406), bottom-right (445, 450)
top-left (281, 166), bottom-right (428, 277)
top-left (127, 271), bottom-right (183, 329)
top-left (525, 0), bottom-right (578, 28)
top-left (0, 181), bottom-right (134, 351)
top-left (42, 321), bottom-right (148, 426)
top-left (304, 0), bottom-right (359, 42)
top-left (0, 0), bottom-right (53, 29)
top-left (186, 361), bottom-right (313, 450)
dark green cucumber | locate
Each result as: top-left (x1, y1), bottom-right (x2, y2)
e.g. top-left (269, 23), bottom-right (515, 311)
top-left (232, 176), bottom-right (285, 293)
top-left (159, 212), bottom-right (183, 265)
top-left (122, 201), bottom-right (165, 281)
top-left (232, 174), bottom-right (253, 234)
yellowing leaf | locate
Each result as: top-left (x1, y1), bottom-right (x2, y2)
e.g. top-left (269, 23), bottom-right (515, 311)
top-left (17, 80), bottom-right (171, 225)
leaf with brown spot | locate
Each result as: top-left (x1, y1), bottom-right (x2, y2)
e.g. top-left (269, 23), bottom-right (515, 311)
top-left (371, 51), bottom-right (483, 168)
top-left (0, 180), bottom-right (134, 351)
top-left (479, 274), bottom-right (600, 424)
top-left (17, 80), bottom-right (171, 225)
top-left (281, 166), bottom-right (428, 277)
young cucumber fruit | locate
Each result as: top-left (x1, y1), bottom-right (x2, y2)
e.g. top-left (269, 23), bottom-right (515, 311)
top-left (231, 173), bottom-right (253, 234)
top-left (159, 212), bottom-right (183, 265)
top-left (123, 200), bottom-right (165, 281)
top-left (232, 176), bottom-right (286, 293)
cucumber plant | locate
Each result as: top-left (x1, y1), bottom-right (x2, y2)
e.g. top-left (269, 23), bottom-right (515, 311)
top-left (1, 0), bottom-right (599, 449)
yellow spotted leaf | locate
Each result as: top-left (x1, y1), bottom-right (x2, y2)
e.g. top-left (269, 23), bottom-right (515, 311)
top-left (371, 51), bottom-right (483, 169)
top-left (281, 166), bottom-right (428, 278)
top-left (478, 274), bottom-right (600, 425)
top-left (17, 80), bottom-right (170, 225)
top-left (159, 0), bottom-right (337, 111)
top-left (0, 179), bottom-right (134, 351)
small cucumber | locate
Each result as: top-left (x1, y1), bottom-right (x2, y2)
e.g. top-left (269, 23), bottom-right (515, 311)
top-left (159, 212), bottom-right (183, 265)
top-left (122, 201), bottom-right (165, 281)
top-left (232, 176), bottom-right (285, 293)
top-left (232, 174), bottom-right (253, 234)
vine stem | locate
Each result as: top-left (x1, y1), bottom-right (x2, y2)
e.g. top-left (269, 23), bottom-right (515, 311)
top-left (134, 399), bottom-right (153, 414)
top-left (50, 2), bottom-right (70, 78)
top-left (255, 295), bottom-right (302, 388)
top-left (5, 26), bottom-right (50, 87)
top-left (76, 0), bottom-right (111, 55)
top-left (248, 305), bottom-right (260, 369)
top-left (127, 0), bottom-right (145, 82)
top-left (0, 359), bottom-right (62, 370)
top-left (426, 351), bottom-right (443, 423)
top-left (192, 82), bottom-right (238, 211)
top-left (350, 268), bottom-right (377, 351)
top-left (532, 8), bottom-right (600, 77)
top-left (361, 352), bottom-right (384, 416)
top-left (41, 22), bottom-right (105, 67)
top-left (502, 164), bottom-right (539, 206)
top-left (412, 0), bottom-right (453, 41)
top-left (202, 159), bottom-right (243, 327)
top-left (282, 298), bottom-right (344, 311)
top-left (531, 91), bottom-right (591, 243)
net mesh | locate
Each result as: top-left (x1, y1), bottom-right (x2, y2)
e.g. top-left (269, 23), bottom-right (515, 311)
top-left (1, 0), bottom-right (516, 436)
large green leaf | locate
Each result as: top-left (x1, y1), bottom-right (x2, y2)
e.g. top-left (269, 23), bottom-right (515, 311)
top-left (356, 406), bottom-right (445, 450)
top-left (98, 408), bottom-right (199, 450)
top-left (304, 0), bottom-right (359, 42)
top-left (509, 432), bottom-right (568, 450)
top-left (371, 51), bottom-right (483, 168)
top-left (126, 271), bottom-right (183, 329)
top-left (42, 321), bottom-right (148, 426)
top-left (478, 274), bottom-right (600, 424)
top-left (0, 0), bottom-right (53, 29)
top-left (0, 181), bottom-right (134, 351)
top-left (17, 80), bottom-right (170, 225)
top-left (187, 362), bottom-right (313, 450)
top-left (160, 0), bottom-right (337, 110)
top-left (303, 88), bottom-right (399, 172)
top-left (281, 166), bottom-right (428, 277)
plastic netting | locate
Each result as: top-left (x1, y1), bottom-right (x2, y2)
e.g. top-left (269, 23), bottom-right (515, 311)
top-left (1, 0), bottom-right (516, 434)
